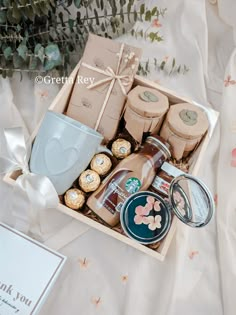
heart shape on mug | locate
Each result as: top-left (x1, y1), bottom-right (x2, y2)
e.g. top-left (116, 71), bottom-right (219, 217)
top-left (44, 138), bottom-right (79, 175)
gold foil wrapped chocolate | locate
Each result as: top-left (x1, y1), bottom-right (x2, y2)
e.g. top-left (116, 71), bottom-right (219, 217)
top-left (64, 188), bottom-right (85, 210)
top-left (79, 169), bottom-right (101, 192)
top-left (90, 154), bottom-right (112, 176)
top-left (111, 139), bottom-right (131, 159)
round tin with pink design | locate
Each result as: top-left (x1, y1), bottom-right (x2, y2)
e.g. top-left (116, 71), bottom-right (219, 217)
top-left (120, 174), bottom-right (215, 244)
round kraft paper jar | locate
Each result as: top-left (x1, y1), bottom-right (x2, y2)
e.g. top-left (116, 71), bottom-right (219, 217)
top-left (124, 85), bottom-right (169, 143)
top-left (160, 103), bottom-right (209, 160)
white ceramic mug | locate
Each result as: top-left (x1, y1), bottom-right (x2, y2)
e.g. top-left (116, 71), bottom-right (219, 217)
top-left (30, 111), bottom-right (110, 195)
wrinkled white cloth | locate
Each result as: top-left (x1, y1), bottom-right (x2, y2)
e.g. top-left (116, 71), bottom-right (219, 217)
top-left (0, 1), bottom-right (235, 315)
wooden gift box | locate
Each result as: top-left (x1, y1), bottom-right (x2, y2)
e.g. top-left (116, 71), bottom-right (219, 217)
top-left (4, 63), bottom-right (219, 261)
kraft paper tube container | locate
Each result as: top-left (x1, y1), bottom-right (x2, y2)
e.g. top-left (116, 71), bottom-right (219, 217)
top-left (124, 86), bottom-right (169, 143)
top-left (160, 103), bottom-right (209, 160)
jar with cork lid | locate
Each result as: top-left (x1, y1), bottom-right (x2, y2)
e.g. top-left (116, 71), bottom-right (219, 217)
top-left (160, 103), bottom-right (209, 160)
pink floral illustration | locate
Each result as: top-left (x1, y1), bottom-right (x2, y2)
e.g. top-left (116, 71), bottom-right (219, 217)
top-left (164, 55), bottom-right (169, 62)
top-left (121, 274), bottom-right (128, 283)
top-left (134, 196), bottom-right (162, 229)
top-left (146, 215), bottom-right (162, 230)
top-left (91, 297), bottom-right (102, 307)
top-left (231, 148), bottom-right (236, 167)
top-left (146, 196), bottom-right (161, 212)
top-left (78, 257), bottom-right (90, 269)
top-left (189, 250), bottom-right (199, 260)
top-left (37, 89), bottom-right (49, 100)
top-left (134, 205), bottom-right (150, 224)
top-left (152, 18), bottom-right (162, 28)
top-left (224, 75), bottom-right (236, 87)
top-left (214, 194), bottom-right (218, 207)
top-left (173, 191), bottom-right (185, 214)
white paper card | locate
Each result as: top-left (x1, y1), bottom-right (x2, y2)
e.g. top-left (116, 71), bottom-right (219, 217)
top-left (0, 223), bottom-right (66, 315)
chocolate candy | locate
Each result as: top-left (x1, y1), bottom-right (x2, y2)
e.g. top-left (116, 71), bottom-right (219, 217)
top-left (64, 188), bottom-right (85, 210)
top-left (90, 154), bottom-right (112, 176)
top-left (79, 170), bottom-right (101, 192)
top-left (111, 139), bottom-right (131, 159)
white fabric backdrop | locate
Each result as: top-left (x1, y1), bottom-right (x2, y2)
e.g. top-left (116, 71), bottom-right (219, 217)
top-left (0, 1), bottom-right (235, 314)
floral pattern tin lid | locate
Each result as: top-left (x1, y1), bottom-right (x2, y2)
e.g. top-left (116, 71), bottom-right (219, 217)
top-left (120, 191), bottom-right (171, 244)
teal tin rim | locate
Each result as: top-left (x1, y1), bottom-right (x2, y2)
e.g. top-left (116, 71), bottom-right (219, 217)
top-left (120, 191), bottom-right (171, 245)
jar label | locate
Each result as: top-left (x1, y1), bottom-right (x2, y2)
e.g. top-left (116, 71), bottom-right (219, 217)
top-left (161, 162), bottom-right (185, 177)
top-left (179, 109), bottom-right (198, 126)
top-left (139, 91), bottom-right (159, 102)
top-left (152, 176), bottom-right (170, 196)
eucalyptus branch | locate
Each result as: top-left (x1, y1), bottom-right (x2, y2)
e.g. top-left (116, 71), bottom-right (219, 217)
top-left (0, 67), bottom-right (47, 73)
top-left (0, 2), bottom-right (173, 77)
top-left (0, 0), bottom-right (50, 11)
top-left (0, 35), bottom-right (23, 40)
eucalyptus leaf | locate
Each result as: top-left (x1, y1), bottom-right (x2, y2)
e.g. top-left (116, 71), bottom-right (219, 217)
top-left (120, 6), bottom-right (124, 23)
top-left (35, 44), bottom-right (45, 63)
top-left (12, 2), bottom-right (21, 21)
top-left (172, 58), bottom-right (176, 69)
top-left (94, 9), bottom-right (99, 25)
top-left (29, 56), bottom-right (38, 70)
top-left (140, 4), bottom-right (145, 16)
top-left (31, 2), bottom-right (41, 16)
top-left (160, 61), bottom-right (165, 70)
top-left (19, 0), bottom-right (27, 5)
top-left (74, 0), bottom-right (81, 8)
top-left (68, 18), bottom-right (75, 31)
top-left (127, 2), bottom-right (131, 22)
top-left (17, 44), bottom-right (28, 61)
top-left (2, 70), bottom-right (6, 79)
top-left (3, 47), bottom-right (12, 60)
top-left (101, 22), bottom-right (105, 32)
top-left (67, 0), bottom-right (73, 6)
top-left (39, 3), bottom-right (49, 15)
top-left (151, 7), bottom-right (157, 16)
top-left (45, 44), bottom-right (61, 64)
top-left (0, 11), bottom-right (6, 23)
top-left (145, 10), bottom-right (152, 21)
top-left (23, 7), bottom-right (35, 21)
top-left (6, 69), bottom-right (13, 78)
top-left (44, 59), bottom-right (55, 71)
top-left (13, 53), bottom-right (24, 68)
top-left (3, 0), bottom-right (10, 6)
top-left (7, 9), bottom-right (18, 24)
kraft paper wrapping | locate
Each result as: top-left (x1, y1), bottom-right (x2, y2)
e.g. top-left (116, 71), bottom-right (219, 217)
top-left (160, 103), bottom-right (209, 160)
top-left (124, 85), bottom-right (169, 143)
top-left (66, 34), bottom-right (142, 141)
top-left (160, 122), bottom-right (202, 160)
top-left (124, 105), bottom-right (162, 143)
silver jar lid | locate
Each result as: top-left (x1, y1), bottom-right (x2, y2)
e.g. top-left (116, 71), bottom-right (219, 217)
top-left (169, 174), bottom-right (215, 227)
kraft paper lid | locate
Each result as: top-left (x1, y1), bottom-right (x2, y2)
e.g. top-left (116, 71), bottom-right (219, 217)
top-left (127, 85), bottom-right (169, 118)
top-left (166, 103), bottom-right (209, 139)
